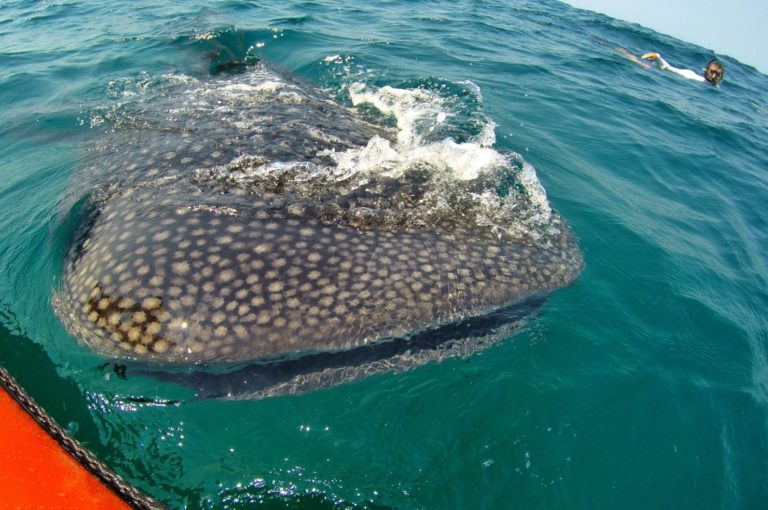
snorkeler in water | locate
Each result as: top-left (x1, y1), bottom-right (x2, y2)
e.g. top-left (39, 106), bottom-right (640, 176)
top-left (617, 48), bottom-right (724, 85)
top-left (641, 53), bottom-right (724, 85)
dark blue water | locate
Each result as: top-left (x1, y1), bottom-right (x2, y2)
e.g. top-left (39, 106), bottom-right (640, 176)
top-left (1, 0), bottom-right (767, 508)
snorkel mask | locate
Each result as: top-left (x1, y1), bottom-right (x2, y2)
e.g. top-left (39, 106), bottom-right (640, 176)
top-left (705, 58), bottom-right (724, 85)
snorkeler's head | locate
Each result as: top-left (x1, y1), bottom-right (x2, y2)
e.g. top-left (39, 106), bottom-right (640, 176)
top-left (705, 59), bottom-right (724, 85)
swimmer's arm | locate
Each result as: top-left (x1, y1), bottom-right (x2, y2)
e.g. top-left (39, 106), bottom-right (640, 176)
top-left (642, 52), bottom-right (705, 82)
top-left (617, 47), bottom-right (651, 69)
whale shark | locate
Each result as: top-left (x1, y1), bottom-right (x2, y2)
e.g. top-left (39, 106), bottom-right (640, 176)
top-left (53, 62), bottom-right (583, 398)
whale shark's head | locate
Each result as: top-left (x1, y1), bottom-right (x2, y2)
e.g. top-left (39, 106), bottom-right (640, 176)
top-left (54, 63), bottom-right (582, 397)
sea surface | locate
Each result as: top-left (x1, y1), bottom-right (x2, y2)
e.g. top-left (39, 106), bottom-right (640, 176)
top-left (1, 0), bottom-right (767, 508)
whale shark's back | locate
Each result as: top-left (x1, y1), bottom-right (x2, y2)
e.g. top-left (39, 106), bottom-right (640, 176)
top-left (53, 63), bottom-right (583, 393)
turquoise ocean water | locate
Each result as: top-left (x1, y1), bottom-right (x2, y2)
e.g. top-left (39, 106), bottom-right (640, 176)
top-left (1, 0), bottom-right (767, 508)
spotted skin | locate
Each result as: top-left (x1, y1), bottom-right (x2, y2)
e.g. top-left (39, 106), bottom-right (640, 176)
top-left (54, 63), bottom-right (583, 375)
top-left (58, 190), bottom-right (579, 362)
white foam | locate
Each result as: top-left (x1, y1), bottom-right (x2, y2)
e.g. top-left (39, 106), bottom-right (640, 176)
top-left (192, 31), bottom-right (217, 41)
top-left (519, 161), bottom-right (552, 220)
top-left (323, 54), bottom-right (343, 64)
top-left (348, 83), bottom-right (447, 147)
top-left (474, 119), bottom-right (497, 147)
top-left (345, 82), bottom-right (553, 211)
top-left (182, 75), bottom-right (306, 109)
top-left (221, 81), bottom-right (286, 94)
top-left (321, 136), bottom-right (402, 178)
top-left (323, 135), bottom-right (509, 182)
